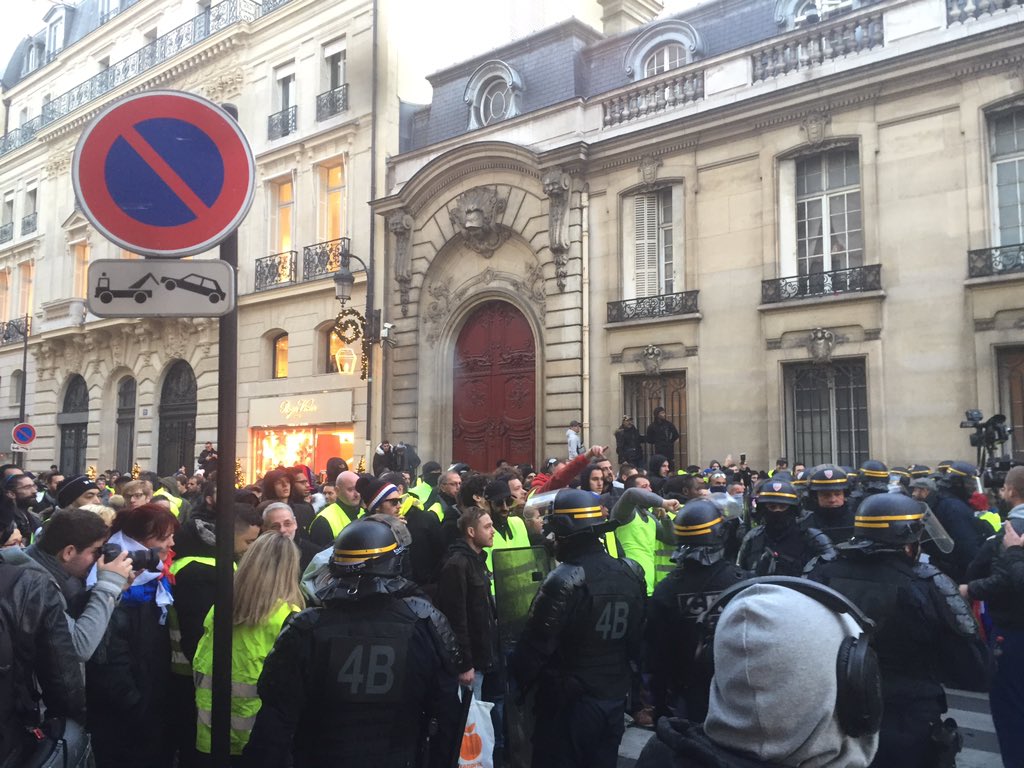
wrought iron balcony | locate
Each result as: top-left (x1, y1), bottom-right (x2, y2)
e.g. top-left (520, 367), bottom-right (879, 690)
top-left (607, 290), bottom-right (700, 323)
top-left (968, 243), bottom-right (1024, 279)
top-left (268, 106), bottom-right (297, 140)
top-left (20, 212), bottom-right (37, 236)
top-left (761, 264), bottom-right (881, 304)
top-left (255, 250), bottom-right (297, 291)
top-left (0, 223), bottom-right (12, 244)
top-left (0, 316), bottom-right (30, 346)
top-left (316, 84), bottom-right (349, 121)
top-left (302, 238), bottom-right (362, 282)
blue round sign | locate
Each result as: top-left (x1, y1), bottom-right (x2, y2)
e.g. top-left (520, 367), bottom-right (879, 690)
top-left (12, 423), bottom-right (35, 445)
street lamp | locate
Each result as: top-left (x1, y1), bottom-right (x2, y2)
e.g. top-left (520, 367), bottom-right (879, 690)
top-left (330, 244), bottom-right (379, 380)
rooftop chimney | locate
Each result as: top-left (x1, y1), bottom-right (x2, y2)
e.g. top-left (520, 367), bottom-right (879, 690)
top-left (598, 0), bottom-right (665, 36)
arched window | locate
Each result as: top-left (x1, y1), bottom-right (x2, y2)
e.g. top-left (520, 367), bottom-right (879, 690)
top-left (58, 375), bottom-right (89, 476)
top-left (273, 333), bottom-right (289, 378)
top-left (644, 43), bottom-right (687, 77)
top-left (464, 60), bottom-right (523, 130)
top-left (116, 377), bottom-right (136, 472)
top-left (624, 20), bottom-right (704, 81)
top-left (158, 361), bottom-right (197, 476)
top-left (324, 326), bottom-right (343, 374)
top-left (9, 369), bottom-right (22, 406)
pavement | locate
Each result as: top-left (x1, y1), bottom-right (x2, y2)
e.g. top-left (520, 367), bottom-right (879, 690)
top-left (617, 688), bottom-right (1001, 767)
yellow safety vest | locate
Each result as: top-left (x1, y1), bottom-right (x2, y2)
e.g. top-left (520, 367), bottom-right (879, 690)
top-left (409, 479), bottom-right (433, 505)
top-left (399, 493), bottom-right (424, 518)
top-left (310, 503), bottom-right (360, 539)
top-left (604, 530), bottom-right (620, 559)
top-left (428, 500), bottom-right (444, 523)
top-left (978, 511), bottom-right (1001, 532)
top-left (194, 600), bottom-right (300, 755)
top-left (153, 487), bottom-right (183, 518)
top-left (484, 515), bottom-right (531, 596)
top-left (614, 511), bottom-right (657, 596)
top-left (167, 556), bottom-right (236, 676)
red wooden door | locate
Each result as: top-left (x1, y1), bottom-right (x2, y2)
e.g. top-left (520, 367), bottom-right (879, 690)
top-left (452, 301), bottom-right (536, 468)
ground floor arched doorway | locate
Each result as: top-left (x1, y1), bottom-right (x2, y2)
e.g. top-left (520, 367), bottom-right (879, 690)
top-left (158, 360), bottom-right (197, 476)
top-left (452, 300), bottom-right (536, 468)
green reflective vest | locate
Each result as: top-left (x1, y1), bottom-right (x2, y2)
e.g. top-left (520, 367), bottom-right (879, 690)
top-left (615, 511), bottom-right (657, 596)
top-left (409, 479), bottom-right (434, 505)
top-left (399, 493), bottom-right (423, 518)
top-left (167, 556), bottom-right (236, 677)
top-left (604, 530), bottom-right (620, 559)
top-left (310, 502), bottom-right (358, 539)
top-left (154, 487), bottom-right (183, 518)
top-left (484, 516), bottom-right (531, 596)
top-left (193, 600), bottom-right (299, 755)
top-left (979, 511), bottom-right (1001, 532)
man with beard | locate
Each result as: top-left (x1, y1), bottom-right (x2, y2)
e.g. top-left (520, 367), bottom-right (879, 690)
top-left (801, 464), bottom-right (856, 545)
top-left (738, 480), bottom-right (835, 576)
top-left (5, 473), bottom-right (43, 542)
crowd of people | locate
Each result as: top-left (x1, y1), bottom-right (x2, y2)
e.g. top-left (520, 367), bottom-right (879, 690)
top-left (0, 430), bottom-right (1021, 768)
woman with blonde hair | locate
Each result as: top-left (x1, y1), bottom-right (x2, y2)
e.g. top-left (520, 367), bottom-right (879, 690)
top-left (192, 532), bottom-right (303, 762)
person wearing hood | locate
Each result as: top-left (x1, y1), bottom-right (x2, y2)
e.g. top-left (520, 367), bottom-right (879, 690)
top-left (372, 438), bottom-right (400, 476)
top-left (615, 415), bottom-right (644, 466)
top-left (288, 464), bottom-right (317, 533)
top-left (243, 516), bottom-right (463, 768)
top-left (636, 581), bottom-right (879, 768)
top-left (648, 454), bottom-right (672, 495)
top-left (645, 408), bottom-right (680, 468)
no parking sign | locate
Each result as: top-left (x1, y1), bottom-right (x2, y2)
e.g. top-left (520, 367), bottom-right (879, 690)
top-left (72, 90), bottom-right (255, 258)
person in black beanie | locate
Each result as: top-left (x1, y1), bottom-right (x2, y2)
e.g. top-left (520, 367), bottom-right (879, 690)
top-left (56, 475), bottom-right (101, 511)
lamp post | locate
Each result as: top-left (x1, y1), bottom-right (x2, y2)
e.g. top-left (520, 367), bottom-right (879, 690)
top-left (331, 240), bottom-right (379, 456)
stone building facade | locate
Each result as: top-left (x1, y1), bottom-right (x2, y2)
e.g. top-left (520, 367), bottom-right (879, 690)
top-left (377, 0), bottom-right (1024, 471)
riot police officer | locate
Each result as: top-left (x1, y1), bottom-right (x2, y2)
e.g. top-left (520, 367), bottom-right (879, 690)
top-left (801, 464), bottom-right (856, 544)
top-left (848, 459), bottom-right (890, 515)
top-left (645, 500), bottom-right (749, 722)
top-left (243, 517), bottom-right (463, 768)
top-left (809, 494), bottom-right (991, 768)
top-left (510, 488), bottom-right (646, 768)
top-left (737, 480), bottom-right (835, 576)
top-left (929, 460), bottom-right (985, 582)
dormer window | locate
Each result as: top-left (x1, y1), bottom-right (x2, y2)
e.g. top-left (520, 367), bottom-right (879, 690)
top-left (464, 60), bottom-right (523, 130)
top-left (624, 20), bottom-right (704, 81)
top-left (777, 0), bottom-right (857, 29)
top-left (644, 43), bottom-right (687, 77)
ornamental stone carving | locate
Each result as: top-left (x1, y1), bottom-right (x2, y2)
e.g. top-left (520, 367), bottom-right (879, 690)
top-left (449, 186), bottom-right (508, 257)
top-left (801, 109), bottom-right (831, 146)
top-left (808, 327), bottom-right (837, 363)
top-left (387, 211), bottom-right (415, 316)
top-left (543, 170), bottom-right (571, 292)
top-left (639, 344), bottom-right (665, 376)
top-left (639, 155), bottom-right (662, 188)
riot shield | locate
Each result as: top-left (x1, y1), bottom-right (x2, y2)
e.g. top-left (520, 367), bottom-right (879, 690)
top-left (492, 545), bottom-right (554, 768)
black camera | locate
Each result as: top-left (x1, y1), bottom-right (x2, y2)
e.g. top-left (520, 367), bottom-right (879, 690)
top-left (101, 543), bottom-right (162, 572)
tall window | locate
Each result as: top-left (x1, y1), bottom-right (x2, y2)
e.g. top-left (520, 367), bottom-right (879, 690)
top-left (325, 328), bottom-right (343, 373)
top-left (47, 17), bottom-right (64, 57)
top-left (10, 370), bottom-right (22, 406)
top-left (17, 262), bottom-right (33, 317)
top-left (784, 359), bottom-right (868, 467)
top-left (795, 148), bottom-right (862, 276)
top-left (992, 108), bottom-right (1024, 246)
top-left (116, 377), bottom-right (136, 471)
top-left (321, 164), bottom-right (346, 241)
top-left (2, 195), bottom-right (13, 226)
top-left (323, 40), bottom-right (346, 90)
top-left (273, 179), bottom-right (294, 252)
top-left (273, 333), bottom-right (289, 378)
top-left (275, 63), bottom-right (296, 111)
top-left (624, 186), bottom-right (681, 298)
top-left (24, 189), bottom-right (36, 216)
top-left (0, 270), bottom-right (8, 320)
top-left (73, 243), bottom-right (90, 298)
top-left (59, 375), bottom-right (89, 476)
top-left (644, 43), bottom-right (686, 77)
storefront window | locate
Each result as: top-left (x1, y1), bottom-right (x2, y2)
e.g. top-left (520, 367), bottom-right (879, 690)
top-left (252, 425), bottom-right (355, 478)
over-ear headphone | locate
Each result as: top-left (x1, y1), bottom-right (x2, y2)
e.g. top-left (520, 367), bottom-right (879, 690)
top-left (694, 576), bottom-right (883, 737)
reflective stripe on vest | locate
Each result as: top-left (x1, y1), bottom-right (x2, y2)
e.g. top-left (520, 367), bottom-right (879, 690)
top-left (604, 530), bottom-right (620, 559)
top-left (409, 479), bottom-right (433, 504)
top-left (167, 556), bottom-right (235, 676)
top-left (310, 503), bottom-right (354, 539)
top-left (194, 600), bottom-right (298, 755)
top-left (428, 501), bottom-right (444, 523)
top-left (399, 494), bottom-right (423, 518)
top-left (153, 487), bottom-right (183, 518)
top-left (979, 511), bottom-right (1001, 532)
top-left (614, 511), bottom-right (656, 596)
top-left (484, 516), bottom-right (531, 596)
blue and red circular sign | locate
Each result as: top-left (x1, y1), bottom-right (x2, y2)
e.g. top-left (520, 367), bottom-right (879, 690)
top-left (12, 423), bottom-right (35, 446)
top-left (72, 90), bottom-right (255, 258)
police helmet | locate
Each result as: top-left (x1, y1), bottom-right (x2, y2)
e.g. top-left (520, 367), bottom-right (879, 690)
top-left (542, 488), bottom-right (606, 539)
top-left (857, 460), bottom-right (890, 492)
top-left (792, 470), bottom-right (808, 492)
top-left (331, 518), bottom-right (406, 576)
top-left (672, 500), bottom-right (727, 548)
top-left (889, 467), bottom-right (911, 491)
top-left (936, 460), bottom-right (977, 494)
top-left (809, 464), bottom-right (849, 493)
top-left (908, 464), bottom-right (931, 479)
top-left (852, 493), bottom-right (927, 547)
top-left (755, 479), bottom-right (800, 509)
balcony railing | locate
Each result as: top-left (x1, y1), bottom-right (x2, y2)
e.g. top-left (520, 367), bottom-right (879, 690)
top-left (268, 105), bottom-right (297, 140)
top-left (948, 0), bottom-right (1024, 24)
top-left (602, 70), bottom-right (705, 127)
top-left (20, 212), bottom-right (37, 236)
top-left (0, 316), bottom-right (30, 347)
top-left (761, 264), bottom-right (882, 303)
top-left (968, 243), bottom-right (1024, 278)
top-left (752, 8), bottom-right (884, 82)
top-left (607, 290), bottom-right (700, 322)
top-left (0, 223), bottom-right (12, 244)
top-left (1, 0), bottom-right (288, 159)
top-left (302, 238), bottom-right (362, 281)
top-left (255, 250), bottom-right (297, 291)
top-left (316, 84), bottom-right (349, 121)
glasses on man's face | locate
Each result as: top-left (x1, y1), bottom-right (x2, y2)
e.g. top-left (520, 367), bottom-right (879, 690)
top-left (129, 492), bottom-right (148, 500)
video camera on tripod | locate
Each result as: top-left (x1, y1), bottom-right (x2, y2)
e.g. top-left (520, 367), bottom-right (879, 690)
top-left (960, 409), bottom-right (1014, 488)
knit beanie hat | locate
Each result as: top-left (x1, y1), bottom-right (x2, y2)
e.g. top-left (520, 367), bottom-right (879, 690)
top-left (363, 478), bottom-right (398, 515)
top-left (57, 475), bottom-right (99, 509)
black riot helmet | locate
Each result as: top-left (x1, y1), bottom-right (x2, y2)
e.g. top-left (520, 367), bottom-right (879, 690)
top-left (542, 488), bottom-right (606, 540)
top-left (852, 493), bottom-right (927, 548)
top-left (672, 500), bottom-right (727, 564)
top-left (755, 479), bottom-right (800, 510)
top-left (936, 460), bottom-right (977, 499)
top-left (908, 464), bottom-right (931, 479)
top-left (331, 518), bottom-right (406, 577)
top-left (808, 464), bottom-right (850, 494)
top-left (857, 460), bottom-right (890, 493)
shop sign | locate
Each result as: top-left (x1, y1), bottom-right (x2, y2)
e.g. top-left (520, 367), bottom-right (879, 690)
top-left (249, 390), bottom-right (353, 427)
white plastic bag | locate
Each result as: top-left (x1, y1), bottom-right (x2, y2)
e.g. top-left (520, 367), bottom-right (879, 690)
top-left (458, 689), bottom-right (495, 768)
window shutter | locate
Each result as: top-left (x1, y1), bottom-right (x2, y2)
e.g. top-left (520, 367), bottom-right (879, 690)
top-left (634, 193), bottom-right (659, 298)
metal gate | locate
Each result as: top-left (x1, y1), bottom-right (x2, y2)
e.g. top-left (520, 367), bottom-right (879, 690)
top-left (57, 375), bottom-right (89, 476)
top-left (784, 358), bottom-right (868, 467)
top-left (158, 361), bottom-right (197, 476)
top-left (623, 372), bottom-right (687, 470)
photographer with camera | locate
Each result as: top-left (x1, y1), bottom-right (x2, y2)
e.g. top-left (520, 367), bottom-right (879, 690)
top-left (86, 503), bottom-right (179, 768)
top-left (0, 507), bottom-right (133, 662)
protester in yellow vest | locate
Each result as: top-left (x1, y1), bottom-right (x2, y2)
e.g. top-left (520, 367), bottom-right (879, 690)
top-left (480, 479), bottom-right (531, 595)
top-left (194, 532), bottom-right (304, 757)
top-left (610, 481), bottom-right (681, 596)
top-left (308, 471), bottom-right (365, 549)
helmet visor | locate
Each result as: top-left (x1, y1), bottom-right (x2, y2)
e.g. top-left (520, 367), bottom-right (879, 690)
top-left (922, 508), bottom-right (954, 554)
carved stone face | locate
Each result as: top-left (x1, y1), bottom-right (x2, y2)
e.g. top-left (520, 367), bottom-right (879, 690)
top-left (464, 207), bottom-right (485, 230)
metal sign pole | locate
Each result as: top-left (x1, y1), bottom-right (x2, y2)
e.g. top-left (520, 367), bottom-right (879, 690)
top-left (211, 102), bottom-right (241, 765)
top-left (15, 315), bottom-right (29, 469)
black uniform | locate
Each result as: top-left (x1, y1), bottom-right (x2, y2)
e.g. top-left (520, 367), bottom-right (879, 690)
top-left (243, 578), bottom-right (462, 768)
top-left (511, 538), bottom-right (646, 768)
top-left (645, 558), bottom-right (748, 721)
top-left (737, 519), bottom-right (835, 577)
top-left (809, 548), bottom-right (991, 768)
top-left (800, 501), bottom-right (855, 545)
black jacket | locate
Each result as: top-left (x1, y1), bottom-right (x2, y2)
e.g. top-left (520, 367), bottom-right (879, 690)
top-left (646, 419), bottom-right (680, 460)
top-left (615, 425), bottom-right (644, 466)
top-left (436, 540), bottom-right (497, 672)
top-left (637, 718), bottom-right (787, 768)
top-left (170, 519), bottom-right (219, 663)
top-left (966, 540), bottom-right (1024, 630)
top-left (405, 504), bottom-right (448, 587)
top-left (929, 492), bottom-right (984, 582)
